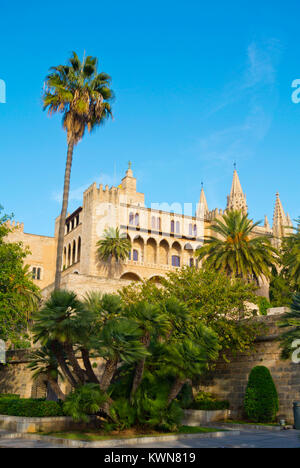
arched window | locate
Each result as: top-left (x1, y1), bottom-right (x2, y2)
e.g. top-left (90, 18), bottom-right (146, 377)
top-left (135, 213), bottom-right (140, 226)
top-left (175, 221), bottom-right (180, 234)
top-left (72, 240), bottom-right (76, 264)
top-left (172, 255), bottom-right (180, 267)
top-left (77, 237), bottom-right (81, 262)
top-left (63, 247), bottom-right (67, 268)
top-left (189, 224), bottom-right (192, 236)
top-left (129, 213), bottom-right (134, 225)
top-left (133, 249), bottom-right (139, 261)
top-left (171, 220), bottom-right (175, 233)
top-left (193, 225), bottom-right (197, 237)
top-left (157, 217), bottom-right (161, 231)
top-left (68, 244), bottom-right (71, 266)
top-left (151, 216), bottom-right (156, 229)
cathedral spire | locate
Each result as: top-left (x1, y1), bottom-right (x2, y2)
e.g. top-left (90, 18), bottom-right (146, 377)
top-left (226, 169), bottom-right (248, 214)
top-left (264, 215), bottom-right (271, 231)
top-left (272, 192), bottom-right (287, 241)
top-left (196, 184), bottom-right (208, 218)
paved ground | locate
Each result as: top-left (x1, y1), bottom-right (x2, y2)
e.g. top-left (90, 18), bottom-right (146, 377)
top-left (127, 429), bottom-right (300, 449)
top-left (0, 428), bottom-right (299, 448)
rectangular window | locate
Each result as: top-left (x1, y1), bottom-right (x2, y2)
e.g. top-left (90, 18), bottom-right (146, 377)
top-left (32, 267), bottom-right (36, 280)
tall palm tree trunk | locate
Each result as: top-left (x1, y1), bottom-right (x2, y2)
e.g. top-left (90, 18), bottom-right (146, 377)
top-left (81, 348), bottom-right (99, 384)
top-left (167, 378), bottom-right (187, 406)
top-left (100, 357), bottom-right (118, 392)
top-left (48, 377), bottom-right (66, 401)
top-left (54, 140), bottom-right (74, 290)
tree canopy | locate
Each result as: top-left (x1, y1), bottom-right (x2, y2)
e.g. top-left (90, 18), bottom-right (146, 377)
top-left (0, 207), bottom-right (40, 347)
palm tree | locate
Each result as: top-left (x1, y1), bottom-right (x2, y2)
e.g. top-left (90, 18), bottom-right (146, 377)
top-left (281, 218), bottom-right (300, 289)
top-left (28, 345), bottom-right (66, 401)
top-left (126, 302), bottom-right (170, 399)
top-left (97, 318), bottom-right (149, 392)
top-left (197, 210), bottom-right (278, 281)
top-left (43, 52), bottom-right (114, 290)
top-left (161, 323), bottom-right (220, 405)
top-left (97, 227), bottom-right (131, 277)
top-left (33, 290), bottom-right (87, 386)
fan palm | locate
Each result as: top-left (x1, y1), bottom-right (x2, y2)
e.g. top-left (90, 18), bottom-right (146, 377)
top-left (28, 345), bottom-right (66, 401)
top-left (33, 290), bottom-right (87, 385)
top-left (197, 210), bottom-right (278, 281)
top-left (43, 52), bottom-right (114, 290)
top-left (126, 302), bottom-right (170, 399)
top-left (97, 318), bottom-right (149, 392)
top-left (161, 323), bottom-right (220, 405)
top-left (97, 227), bottom-right (131, 263)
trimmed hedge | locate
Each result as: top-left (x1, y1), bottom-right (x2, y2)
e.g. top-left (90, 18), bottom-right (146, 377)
top-left (190, 391), bottom-right (229, 411)
top-left (244, 366), bottom-right (279, 423)
top-left (0, 398), bottom-right (64, 417)
top-left (191, 400), bottom-right (230, 411)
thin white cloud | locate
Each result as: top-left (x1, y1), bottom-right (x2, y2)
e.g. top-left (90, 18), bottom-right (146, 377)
top-left (196, 40), bottom-right (281, 165)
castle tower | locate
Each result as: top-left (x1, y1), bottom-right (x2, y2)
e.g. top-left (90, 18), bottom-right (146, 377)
top-left (226, 169), bottom-right (248, 214)
top-left (196, 185), bottom-right (209, 218)
top-left (121, 161), bottom-right (137, 192)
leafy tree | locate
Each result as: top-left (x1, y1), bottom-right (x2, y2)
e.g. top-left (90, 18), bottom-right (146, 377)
top-left (196, 210), bottom-right (278, 281)
top-left (0, 207), bottom-right (40, 347)
top-left (244, 366), bottom-right (279, 423)
top-left (120, 267), bottom-right (263, 357)
top-left (43, 52), bottom-right (114, 290)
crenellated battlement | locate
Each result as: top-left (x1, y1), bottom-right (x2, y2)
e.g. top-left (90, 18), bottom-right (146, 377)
top-left (6, 219), bottom-right (24, 232)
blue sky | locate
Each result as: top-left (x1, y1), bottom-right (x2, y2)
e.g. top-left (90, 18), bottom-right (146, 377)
top-left (0, 0), bottom-right (299, 236)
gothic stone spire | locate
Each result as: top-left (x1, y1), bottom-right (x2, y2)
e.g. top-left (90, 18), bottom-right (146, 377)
top-left (196, 185), bottom-right (208, 218)
top-left (226, 169), bottom-right (248, 214)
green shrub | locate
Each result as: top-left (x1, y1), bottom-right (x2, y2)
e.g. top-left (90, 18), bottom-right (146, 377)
top-left (0, 394), bottom-right (20, 399)
top-left (191, 391), bottom-right (229, 411)
top-left (257, 297), bottom-right (272, 316)
top-left (63, 384), bottom-right (108, 423)
top-left (110, 398), bottom-right (137, 430)
top-left (244, 366), bottom-right (279, 423)
top-left (0, 398), bottom-right (63, 417)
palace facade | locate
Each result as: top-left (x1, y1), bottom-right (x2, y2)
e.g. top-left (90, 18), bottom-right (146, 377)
top-left (6, 164), bottom-right (293, 298)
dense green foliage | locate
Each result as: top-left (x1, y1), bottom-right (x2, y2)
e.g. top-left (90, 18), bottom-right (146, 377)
top-left (0, 207), bottom-right (40, 347)
top-left (120, 267), bottom-right (263, 357)
top-left (279, 293), bottom-right (300, 360)
top-left (244, 366), bottom-right (279, 423)
top-left (196, 211), bottom-right (278, 281)
top-left (0, 397), bottom-right (63, 417)
top-left (30, 279), bottom-right (223, 431)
